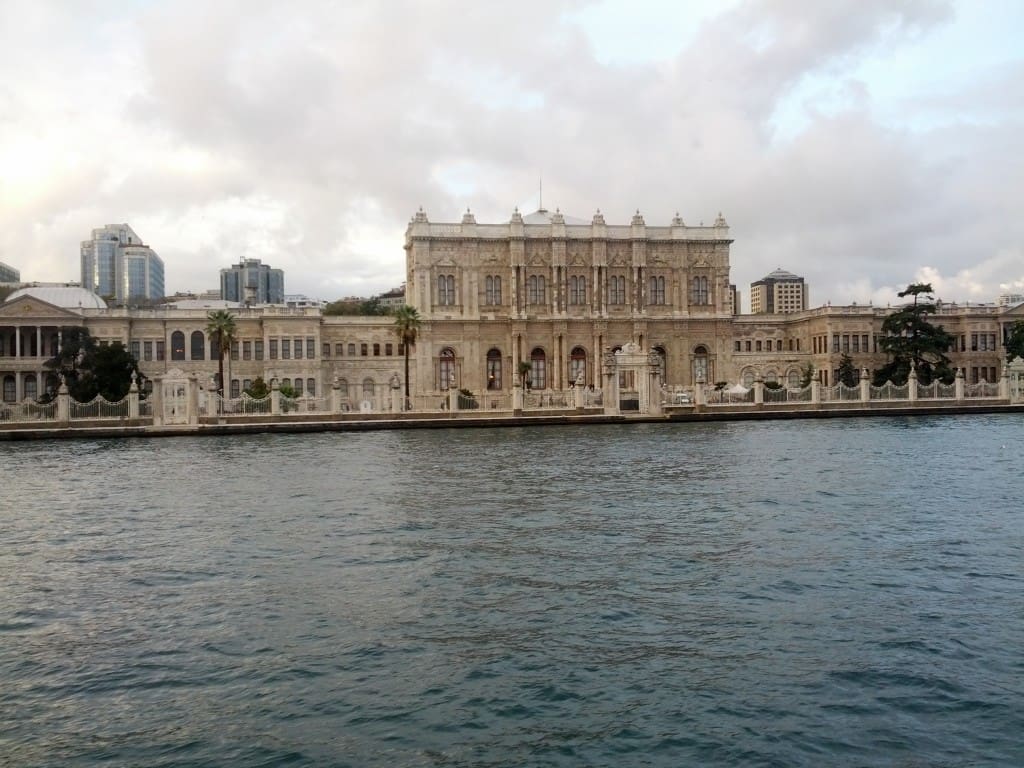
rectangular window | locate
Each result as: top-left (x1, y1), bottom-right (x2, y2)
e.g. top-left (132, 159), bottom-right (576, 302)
top-left (971, 333), bottom-right (978, 351)
top-left (322, 343), bottom-right (330, 358)
top-left (307, 338), bottom-right (315, 359)
top-left (734, 341), bottom-right (741, 352)
top-left (361, 343), bottom-right (368, 356)
top-left (270, 339), bottom-right (278, 359)
top-left (745, 340), bottom-right (751, 352)
top-left (335, 343), bottom-right (344, 356)
top-left (373, 343), bottom-right (381, 356)
top-left (398, 343), bottom-right (405, 356)
top-left (156, 341), bottom-right (165, 361)
top-left (862, 334), bottom-right (869, 353)
top-left (231, 341), bottom-right (239, 361)
top-left (255, 340), bottom-right (264, 360)
top-left (282, 339), bottom-right (291, 359)
top-left (348, 343), bottom-right (356, 356)
top-left (293, 338), bottom-right (302, 359)
top-left (832, 334), bottom-right (840, 353)
top-left (243, 341), bottom-right (252, 360)
top-left (385, 343), bottom-right (393, 356)
top-left (842, 335), bottom-right (850, 353)
top-left (130, 341), bottom-right (140, 360)
top-left (755, 340), bottom-right (762, 352)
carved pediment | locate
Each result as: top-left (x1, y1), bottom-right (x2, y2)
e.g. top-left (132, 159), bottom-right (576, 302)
top-left (569, 253), bottom-right (587, 266)
top-left (432, 255), bottom-right (458, 267)
top-left (527, 254), bottom-right (548, 267)
top-left (0, 295), bottom-right (83, 320)
top-left (609, 254), bottom-right (629, 267)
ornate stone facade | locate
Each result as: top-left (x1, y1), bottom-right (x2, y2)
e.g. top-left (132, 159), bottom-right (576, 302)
top-left (2, 209), bottom-right (1023, 406)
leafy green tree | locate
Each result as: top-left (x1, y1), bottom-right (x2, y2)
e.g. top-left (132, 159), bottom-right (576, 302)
top-left (837, 354), bottom-right (859, 388)
top-left (1004, 320), bottom-right (1024, 362)
top-left (44, 326), bottom-right (143, 402)
top-left (873, 283), bottom-right (955, 386)
top-left (205, 309), bottom-right (237, 396)
top-left (324, 297), bottom-right (390, 316)
top-left (518, 361), bottom-right (532, 388)
top-left (799, 363), bottom-right (815, 388)
top-left (393, 304), bottom-right (421, 407)
top-left (245, 376), bottom-right (269, 399)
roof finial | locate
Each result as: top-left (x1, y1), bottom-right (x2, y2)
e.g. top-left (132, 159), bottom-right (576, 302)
top-left (539, 175), bottom-right (543, 211)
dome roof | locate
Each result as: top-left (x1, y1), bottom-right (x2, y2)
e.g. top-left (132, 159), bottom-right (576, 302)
top-left (6, 285), bottom-right (107, 309)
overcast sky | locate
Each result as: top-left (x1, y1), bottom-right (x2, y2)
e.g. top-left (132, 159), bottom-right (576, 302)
top-left (1, 0), bottom-right (1022, 309)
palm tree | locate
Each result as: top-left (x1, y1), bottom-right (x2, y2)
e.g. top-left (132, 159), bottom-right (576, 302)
top-left (205, 309), bottom-right (238, 400)
top-left (393, 305), bottom-right (421, 409)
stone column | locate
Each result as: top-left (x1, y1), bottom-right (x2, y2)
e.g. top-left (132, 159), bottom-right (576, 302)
top-left (56, 377), bottom-right (70, 423)
top-left (908, 367), bottom-right (918, 403)
top-left (331, 377), bottom-right (342, 413)
top-left (604, 369), bottom-right (619, 415)
top-left (811, 372), bottom-right (821, 405)
top-left (574, 382), bottom-right (585, 410)
top-left (693, 380), bottom-right (705, 408)
top-left (271, 378), bottom-right (281, 415)
top-left (186, 374), bottom-right (199, 425)
top-left (128, 373), bottom-right (139, 418)
top-left (860, 367), bottom-right (870, 403)
top-left (36, 327), bottom-right (42, 358)
top-left (999, 364), bottom-right (1009, 400)
top-left (207, 378), bottom-right (220, 415)
top-left (753, 374), bottom-right (764, 405)
top-left (513, 381), bottom-right (524, 414)
top-left (647, 370), bottom-right (662, 416)
top-left (390, 378), bottom-right (402, 413)
top-left (955, 367), bottom-right (965, 401)
top-left (150, 375), bottom-right (164, 426)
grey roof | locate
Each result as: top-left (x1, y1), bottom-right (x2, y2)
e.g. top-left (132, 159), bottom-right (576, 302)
top-left (758, 268), bottom-right (803, 282)
top-left (6, 285), bottom-right (107, 309)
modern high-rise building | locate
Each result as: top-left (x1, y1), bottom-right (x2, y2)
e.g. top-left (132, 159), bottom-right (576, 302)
top-left (0, 261), bottom-right (20, 283)
top-left (80, 224), bottom-right (165, 303)
top-left (750, 268), bottom-right (808, 314)
top-left (220, 259), bottom-right (285, 305)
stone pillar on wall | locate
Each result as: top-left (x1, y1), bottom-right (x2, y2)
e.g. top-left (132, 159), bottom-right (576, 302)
top-left (128, 373), bottom-right (139, 419)
top-left (331, 377), bottom-right (343, 414)
top-left (390, 374), bottom-right (402, 413)
top-left (955, 367), bottom-right (965, 401)
top-left (908, 366), bottom-right (918, 403)
top-left (186, 374), bottom-right (199, 425)
top-left (860, 367), bottom-right (870, 403)
top-left (150, 375), bottom-right (164, 426)
top-left (56, 376), bottom-right (70, 423)
top-left (753, 374), bottom-right (764, 405)
top-left (811, 372), bottom-right (821, 405)
top-left (999, 364), bottom-right (1009, 400)
top-left (513, 381), bottom-right (524, 414)
top-left (271, 378), bottom-right (281, 415)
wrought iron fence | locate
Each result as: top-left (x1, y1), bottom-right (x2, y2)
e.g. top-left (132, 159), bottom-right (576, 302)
top-left (966, 382), bottom-right (1000, 398)
top-left (870, 383), bottom-right (909, 400)
top-left (0, 401), bottom-right (58, 423)
top-left (70, 395), bottom-right (130, 419)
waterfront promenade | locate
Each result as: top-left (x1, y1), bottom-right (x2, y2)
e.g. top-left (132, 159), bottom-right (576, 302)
top-left (1, 372), bottom-right (1021, 440)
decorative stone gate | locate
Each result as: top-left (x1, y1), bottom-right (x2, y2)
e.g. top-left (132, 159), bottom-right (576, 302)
top-left (601, 342), bottom-right (664, 416)
top-left (150, 369), bottom-right (199, 426)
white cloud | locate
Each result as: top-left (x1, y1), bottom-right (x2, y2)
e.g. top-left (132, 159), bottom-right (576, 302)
top-left (1, 0), bottom-right (1022, 309)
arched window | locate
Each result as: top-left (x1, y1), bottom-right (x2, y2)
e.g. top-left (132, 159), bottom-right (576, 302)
top-left (765, 370), bottom-right (778, 385)
top-left (649, 276), bottom-right (665, 305)
top-left (294, 379), bottom-right (303, 396)
top-left (693, 344), bottom-right (710, 384)
top-left (610, 275), bottom-right (626, 305)
top-left (485, 275), bottom-right (502, 305)
top-left (230, 379), bottom-right (241, 398)
top-left (338, 378), bottom-right (349, 397)
top-left (530, 347), bottom-right (546, 389)
top-left (652, 345), bottom-right (666, 383)
top-left (439, 348), bottom-right (456, 390)
top-left (569, 346), bottom-right (587, 385)
top-left (438, 274), bottom-right (455, 306)
top-left (362, 378), bottom-right (375, 398)
top-left (787, 369), bottom-right (801, 388)
top-left (486, 348), bottom-right (502, 390)
top-left (528, 275), bottom-right (546, 305)
top-left (2, 375), bottom-right (15, 403)
top-left (171, 331), bottom-right (186, 361)
top-left (691, 276), bottom-right (710, 305)
top-left (570, 276), bottom-right (586, 305)
top-left (190, 331), bottom-right (205, 360)
top-left (24, 374), bottom-right (37, 401)
top-left (742, 369), bottom-right (755, 388)
top-left (307, 378), bottom-right (316, 397)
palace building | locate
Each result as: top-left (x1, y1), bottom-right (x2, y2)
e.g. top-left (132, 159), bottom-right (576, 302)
top-left (1, 208), bottom-right (1022, 405)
